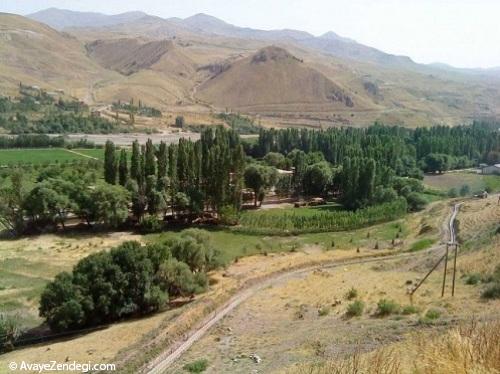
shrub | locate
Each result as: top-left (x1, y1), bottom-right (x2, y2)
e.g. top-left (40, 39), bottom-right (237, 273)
top-left (183, 359), bottom-right (208, 373)
top-left (401, 305), bottom-right (419, 315)
top-left (465, 273), bottom-right (481, 285)
top-left (410, 238), bottom-right (435, 252)
top-left (139, 215), bottom-right (163, 233)
top-left (376, 299), bottom-right (400, 316)
top-left (0, 314), bottom-right (20, 352)
top-left (219, 205), bottom-right (240, 226)
top-left (318, 306), bottom-right (330, 317)
top-left (459, 185), bottom-right (471, 197)
top-left (406, 192), bottom-right (428, 212)
top-left (346, 300), bottom-right (365, 317)
top-left (345, 287), bottom-right (358, 300)
top-left (482, 283), bottom-right (500, 299)
top-left (425, 308), bottom-right (441, 320)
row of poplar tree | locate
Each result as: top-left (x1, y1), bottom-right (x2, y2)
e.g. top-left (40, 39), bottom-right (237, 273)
top-left (103, 127), bottom-right (245, 220)
top-left (252, 121), bottom-right (499, 168)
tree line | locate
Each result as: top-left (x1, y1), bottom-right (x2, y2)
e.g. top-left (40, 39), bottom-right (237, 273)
top-left (0, 134), bottom-right (97, 149)
top-left (251, 122), bottom-right (499, 170)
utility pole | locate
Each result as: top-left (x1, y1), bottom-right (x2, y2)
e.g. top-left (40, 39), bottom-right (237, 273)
top-left (441, 244), bottom-right (449, 297)
top-left (452, 243), bottom-right (459, 296)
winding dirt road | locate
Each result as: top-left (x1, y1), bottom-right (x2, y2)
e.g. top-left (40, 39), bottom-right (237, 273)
top-left (144, 203), bottom-right (462, 374)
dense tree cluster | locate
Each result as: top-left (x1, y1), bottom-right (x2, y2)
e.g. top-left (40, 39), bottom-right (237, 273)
top-left (0, 93), bottom-right (123, 134)
top-left (112, 99), bottom-right (162, 118)
top-left (6, 112), bottom-right (120, 134)
top-left (104, 127), bottom-right (246, 222)
top-left (248, 122), bottom-right (499, 209)
top-left (0, 163), bottom-right (128, 235)
top-left (217, 113), bottom-right (261, 134)
top-left (39, 230), bottom-right (220, 332)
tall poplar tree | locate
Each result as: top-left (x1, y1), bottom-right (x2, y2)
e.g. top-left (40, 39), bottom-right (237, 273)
top-left (118, 149), bottom-right (128, 186)
top-left (104, 140), bottom-right (117, 185)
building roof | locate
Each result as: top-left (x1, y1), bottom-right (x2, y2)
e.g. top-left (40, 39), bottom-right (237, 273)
top-left (482, 164), bottom-right (500, 169)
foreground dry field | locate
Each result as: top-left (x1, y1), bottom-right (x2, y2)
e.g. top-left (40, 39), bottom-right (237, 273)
top-left (167, 196), bottom-right (500, 374)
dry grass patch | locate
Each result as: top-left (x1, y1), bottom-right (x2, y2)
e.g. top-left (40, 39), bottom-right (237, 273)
top-left (287, 320), bottom-right (500, 374)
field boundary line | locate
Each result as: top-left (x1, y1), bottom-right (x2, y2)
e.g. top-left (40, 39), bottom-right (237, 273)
top-left (64, 149), bottom-right (99, 160)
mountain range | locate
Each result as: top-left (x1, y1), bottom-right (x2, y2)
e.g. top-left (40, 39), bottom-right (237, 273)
top-left (0, 8), bottom-right (498, 127)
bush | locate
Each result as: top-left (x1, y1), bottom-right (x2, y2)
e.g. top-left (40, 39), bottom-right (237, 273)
top-left (139, 215), bottom-right (163, 233)
top-left (459, 184), bottom-right (471, 197)
top-left (410, 238), bottom-right (435, 252)
top-left (346, 300), bottom-right (365, 317)
top-left (425, 308), bottom-right (441, 320)
top-left (219, 205), bottom-right (240, 226)
top-left (447, 188), bottom-right (458, 198)
top-left (465, 273), bottom-right (481, 285)
top-left (401, 305), bottom-right (419, 315)
top-left (318, 306), bottom-right (330, 317)
top-left (376, 299), bottom-right (400, 316)
top-left (167, 229), bottom-right (223, 272)
top-left (345, 287), bottom-right (358, 300)
top-left (406, 193), bottom-right (428, 212)
top-left (183, 359), bottom-right (208, 373)
top-left (482, 283), bottom-right (500, 299)
top-left (0, 314), bottom-right (20, 352)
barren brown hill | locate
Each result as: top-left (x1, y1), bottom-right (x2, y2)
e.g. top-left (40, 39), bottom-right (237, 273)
top-left (3, 11), bottom-right (500, 127)
top-left (86, 38), bottom-right (193, 76)
top-left (196, 46), bottom-right (356, 112)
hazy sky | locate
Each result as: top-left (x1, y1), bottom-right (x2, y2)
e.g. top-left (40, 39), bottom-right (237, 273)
top-left (2, 0), bottom-right (499, 68)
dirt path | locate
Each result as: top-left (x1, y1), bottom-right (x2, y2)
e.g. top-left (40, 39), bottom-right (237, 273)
top-left (144, 203), bottom-right (462, 374)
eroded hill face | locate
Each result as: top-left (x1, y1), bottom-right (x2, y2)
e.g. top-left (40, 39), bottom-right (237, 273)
top-left (87, 39), bottom-right (176, 76)
top-left (196, 46), bottom-right (354, 112)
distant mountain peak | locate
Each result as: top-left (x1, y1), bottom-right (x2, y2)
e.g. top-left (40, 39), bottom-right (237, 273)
top-left (28, 8), bottom-right (151, 30)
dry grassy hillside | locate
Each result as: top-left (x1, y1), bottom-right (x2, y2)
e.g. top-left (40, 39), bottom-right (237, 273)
top-left (2, 12), bottom-right (500, 127)
top-left (196, 46), bottom-right (357, 113)
top-left (0, 13), bottom-right (115, 99)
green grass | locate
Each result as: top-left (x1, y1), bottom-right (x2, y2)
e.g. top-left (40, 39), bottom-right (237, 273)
top-left (424, 172), bottom-right (500, 193)
top-left (0, 148), bottom-right (88, 166)
top-left (183, 359), bottom-right (208, 373)
top-left (484, 175), bottom-right (500, 192)
top-left (147, 229), bottom-right (303, 264)
top-left (409, 238), bottom-right (436, 252)
top-left (0, 258), bottom-right (59, 328)
top-left (146, 218), bottom-right (411, 264)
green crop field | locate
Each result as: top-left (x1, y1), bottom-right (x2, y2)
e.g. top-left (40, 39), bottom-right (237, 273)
top-left (423, 172), bottom-right (500, 193)
top-left (0, 148), bottom-right (89, 166)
